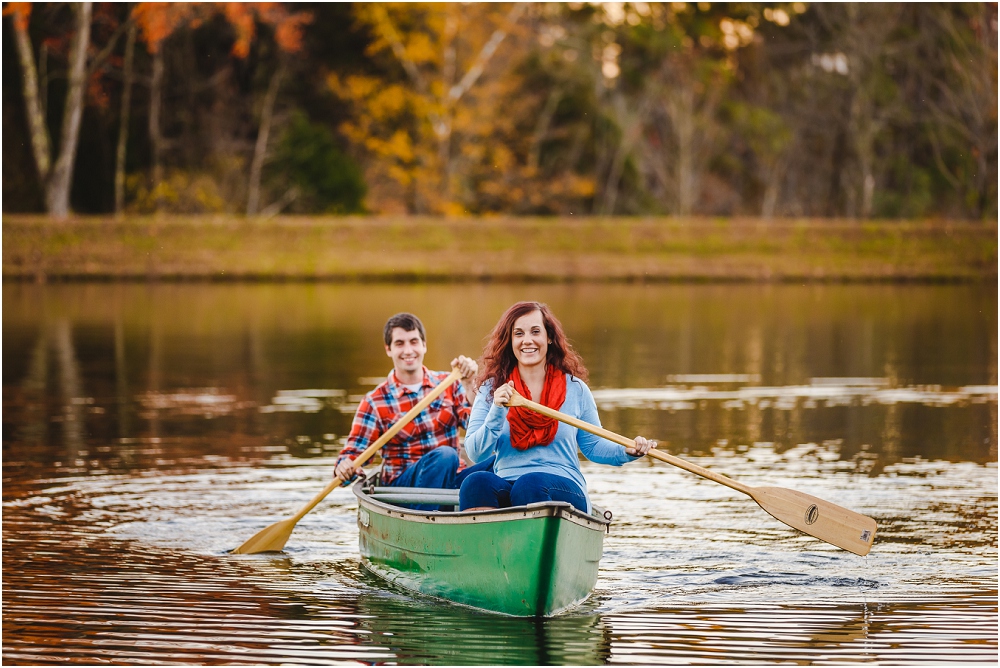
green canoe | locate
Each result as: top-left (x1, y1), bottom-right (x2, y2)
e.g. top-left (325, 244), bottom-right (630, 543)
top-left (352, 481), bottom-right (611, 617)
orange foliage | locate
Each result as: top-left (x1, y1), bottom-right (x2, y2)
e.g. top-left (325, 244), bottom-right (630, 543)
top-left (222, 3), bottom-right (256, 58)
top-left (87, 70), bottom-right (111, 110)
top-left (2, 2), bottom-right (32, 31)
top-left (131, 2), bottom-right (311, 56)
top-left (132, 3), bottom-right (197, 53)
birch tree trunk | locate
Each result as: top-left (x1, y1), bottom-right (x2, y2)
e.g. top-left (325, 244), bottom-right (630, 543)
top-left (600, 95), bottom-right (647, 216)
top-left (12, 7), bottom-right (53, 190)
top-left (149, 46), bottom-right (165, 211)
top-left (672, 88), bottom-right (697, 216)
top-left (115, 20), bottom-right (137, 217)
top-left (760, 159), bottom-right (786, 218)
top-left (46, 2), bottom-right (92, 218)
top-left (247, 61), bottom-right (286, 216)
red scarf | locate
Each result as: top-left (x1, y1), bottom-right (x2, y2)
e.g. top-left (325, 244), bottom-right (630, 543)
top-left (507, 364), bottom-right (567, 450)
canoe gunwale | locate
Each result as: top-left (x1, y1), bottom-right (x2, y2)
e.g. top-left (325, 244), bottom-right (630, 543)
top-left (352, 482), bottom-right (610, 532)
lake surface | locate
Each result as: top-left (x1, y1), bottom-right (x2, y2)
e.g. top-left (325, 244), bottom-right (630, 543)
top-left (3, 282), bottom-right (997, 665)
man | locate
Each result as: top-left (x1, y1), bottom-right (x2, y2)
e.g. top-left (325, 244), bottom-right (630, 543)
top-left (334, 312), bottom-right (492, 495)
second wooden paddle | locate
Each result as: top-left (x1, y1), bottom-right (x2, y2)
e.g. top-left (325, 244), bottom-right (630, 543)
top-left (506, 389), bottom-right (877, 556)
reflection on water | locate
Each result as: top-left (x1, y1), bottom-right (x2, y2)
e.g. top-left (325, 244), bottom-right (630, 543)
top-left (3, 282), bottom-right (997, 664)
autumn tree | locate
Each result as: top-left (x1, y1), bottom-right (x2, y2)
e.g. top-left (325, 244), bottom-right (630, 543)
top-left (330, 2), bottom-right (534, 214)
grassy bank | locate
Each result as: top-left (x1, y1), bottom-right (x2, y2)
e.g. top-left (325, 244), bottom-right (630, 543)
top-left (3, 215), bottom-right (996, 282)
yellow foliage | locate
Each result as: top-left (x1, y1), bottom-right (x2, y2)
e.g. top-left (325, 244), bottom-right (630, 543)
top-left (386, 130), bottom-right (416, 163)
top-left (331, 3), bottom-right (594, 215)
top-left (369, 85), bottom-right (410, 119)
top-left (126, 170), bottom-right (231, 214)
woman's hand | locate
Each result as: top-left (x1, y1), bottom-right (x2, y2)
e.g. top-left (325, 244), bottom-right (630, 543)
top-left (626, 436), bottom-right (657, 457)
top-left (492, 380), bottom-right (515, 407)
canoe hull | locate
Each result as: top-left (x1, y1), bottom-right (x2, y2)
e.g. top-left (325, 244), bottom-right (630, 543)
top-left (354, 485), bottom-right (609, 617)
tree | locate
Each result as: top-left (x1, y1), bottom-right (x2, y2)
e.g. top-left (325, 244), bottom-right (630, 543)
top-left (330, 2), bottom-right (529, 214)
top-left (114, 17), bottom-right (137, 217)
top-left (580, 2), bottom-right (758, 215)
top-left (811, 3), bottom-right (905, 219)
top-left (6, 2), bottom-right (92, 218)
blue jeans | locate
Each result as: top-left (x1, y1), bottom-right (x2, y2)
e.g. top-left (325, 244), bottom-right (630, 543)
top-left (388, 446), bottom-right (495, 510)
top-left (458, 471), bottom-right (588, 513)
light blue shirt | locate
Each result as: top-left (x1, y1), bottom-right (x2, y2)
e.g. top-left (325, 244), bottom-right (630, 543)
top-left (464, 374), bottom-right (638, 512)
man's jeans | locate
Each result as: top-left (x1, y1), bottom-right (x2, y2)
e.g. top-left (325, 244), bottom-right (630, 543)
top-left (387, 446), bottom-right (496, 510)
top-left (458, 470), bottom-right (588, 513)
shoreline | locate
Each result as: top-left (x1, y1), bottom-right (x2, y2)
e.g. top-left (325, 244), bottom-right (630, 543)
top-left (3, 214), bottom-right (996, 283)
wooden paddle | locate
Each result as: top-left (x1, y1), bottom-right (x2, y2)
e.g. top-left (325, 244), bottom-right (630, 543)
top-left (505, 390), bottom-right (877, 556)
top-left (233, 367), bottom-right (463, 555)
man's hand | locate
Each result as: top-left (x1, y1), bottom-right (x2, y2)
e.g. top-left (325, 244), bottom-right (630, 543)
top-left (452, 355), bottom-right (479, 398)
top-left (452, 355), bottom-right (478, 381)
top-left (334, 457), bottom-right (357, 480)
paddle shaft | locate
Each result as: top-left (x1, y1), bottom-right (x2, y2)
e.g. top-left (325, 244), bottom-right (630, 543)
top-left (506, 392), bottom-right (752, 495)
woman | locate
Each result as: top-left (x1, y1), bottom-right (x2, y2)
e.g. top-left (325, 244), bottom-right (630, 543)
top-left (460, 301), bottom-right (655, 513)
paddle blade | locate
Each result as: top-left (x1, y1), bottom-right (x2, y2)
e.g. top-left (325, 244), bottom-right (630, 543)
top-left (232, 517), bottom-right (296, 555)
top-left (750, 486), bottom-right (877, 556)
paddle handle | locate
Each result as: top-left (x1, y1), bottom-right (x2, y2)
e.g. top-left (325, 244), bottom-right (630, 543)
top-left (506, 390), bottom-right (753, 495)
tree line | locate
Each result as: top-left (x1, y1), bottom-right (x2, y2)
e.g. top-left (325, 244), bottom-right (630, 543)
top-left (3, 2), bottom-right (996, 220)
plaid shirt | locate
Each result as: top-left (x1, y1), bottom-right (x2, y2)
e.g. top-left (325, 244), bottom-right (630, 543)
top-left (336, 367), bottom-right (471, 484)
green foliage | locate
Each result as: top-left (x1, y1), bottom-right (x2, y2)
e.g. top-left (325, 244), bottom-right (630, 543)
top-left (873, 157), bottom-right (934, 219)
top-left (266, 112), bottom-right (366, 214)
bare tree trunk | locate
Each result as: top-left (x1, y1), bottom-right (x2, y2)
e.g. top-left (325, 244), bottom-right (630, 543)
top-left (39, 43), bottom-right (48, 123)
top-left (673, 89), bottom-right (697, 216)
top-left (47, 2), bottom-right (92, 218)
top-left (12, 7), bottom-right (53, 188)
top-left (149, 46), bottom-right (165, 211)
top-left (528, 86), bottom-right (562, 172)
top-left (247, 60), bottom-right (286, 216)
top-left (115, 20), bottom-right (137, 217)
top-left (438, 10), bottom-right (459, 205)
top-left (761, 161), bottom-right (785, 218)
top-left (600, 96), bottom-right (646, 216)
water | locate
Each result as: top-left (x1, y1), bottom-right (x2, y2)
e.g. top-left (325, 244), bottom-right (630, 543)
top-left (3, 282), bottom-right (997, 664)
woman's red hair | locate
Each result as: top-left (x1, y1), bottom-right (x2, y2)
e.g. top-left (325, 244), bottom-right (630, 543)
top-left (477, 301), bottom-right (588, 394)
